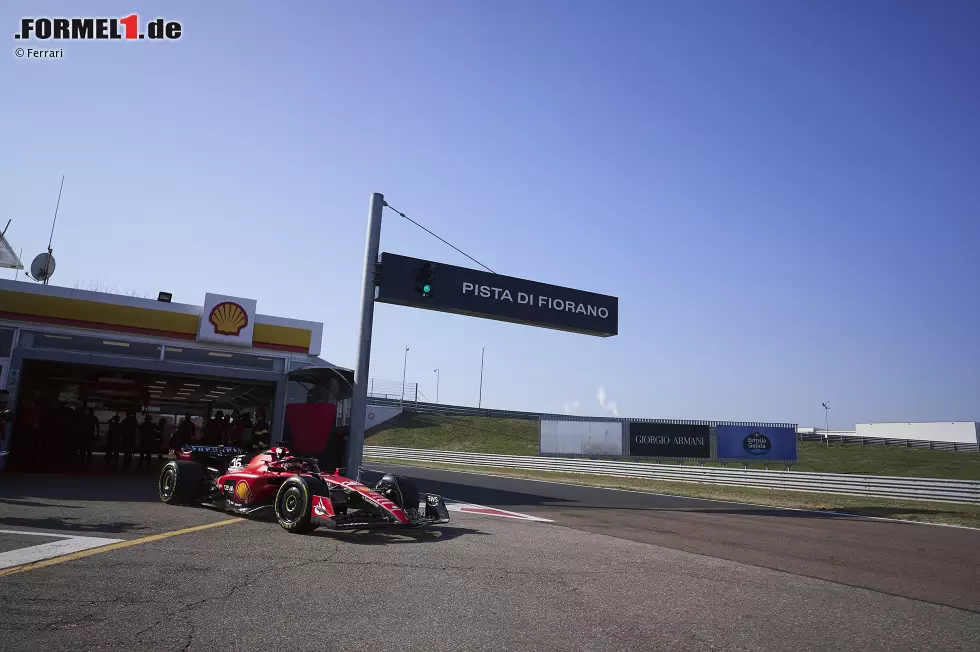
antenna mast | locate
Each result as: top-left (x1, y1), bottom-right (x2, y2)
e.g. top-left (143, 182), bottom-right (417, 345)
top-left (44, 175), bottom-right (65, 285)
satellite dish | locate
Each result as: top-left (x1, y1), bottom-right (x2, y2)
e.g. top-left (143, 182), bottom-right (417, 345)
top-left (30, 252), bottom-right (56, 281)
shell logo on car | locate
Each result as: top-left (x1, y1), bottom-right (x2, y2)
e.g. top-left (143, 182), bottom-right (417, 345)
top-left (234, 480), bottom-right (252, 502)
top-left (209, 301), bottom-right (249, 336)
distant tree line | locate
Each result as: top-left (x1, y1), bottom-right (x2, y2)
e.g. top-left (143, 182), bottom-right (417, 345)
top-left (72, 281), bottom-right (149, 298)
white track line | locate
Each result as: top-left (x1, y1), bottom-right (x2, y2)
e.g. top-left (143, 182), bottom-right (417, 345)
top-left (0, 530), bottom-right (124, 570)
top-left (443, 499), bottom-right (554, 523)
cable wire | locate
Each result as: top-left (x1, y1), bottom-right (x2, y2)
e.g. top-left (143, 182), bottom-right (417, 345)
top-left (383, 202), bottom-right (496, 274)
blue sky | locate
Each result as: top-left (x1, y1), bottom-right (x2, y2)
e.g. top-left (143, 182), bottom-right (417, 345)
top-left (3, 1), bottom-right (978, 429)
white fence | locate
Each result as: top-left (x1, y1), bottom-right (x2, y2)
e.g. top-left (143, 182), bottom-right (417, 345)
top-left (363, 446), bottom-right (980, 505)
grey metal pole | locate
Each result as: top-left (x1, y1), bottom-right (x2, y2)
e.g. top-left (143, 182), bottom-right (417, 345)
top-left (478, 346), bottom-right (485, 408)
top-left (345, 192), bottom-right (384, 478)
top-left (434, 368), bottom-right (439, 404)
top-left (825, 407), bottom-right (829, 447)
top-left (400, 346), bottom-right (409, 409)
top-left (822, 401), bottom-right (830, 447)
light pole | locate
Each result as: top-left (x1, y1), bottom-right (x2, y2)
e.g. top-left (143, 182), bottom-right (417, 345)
top-left (401, 346), bottom-right (409, 409)
top-left (433, 368), bottom-right (440, 405)
top-left (822, 401), bottom-right (830, 447)
top-left (478, 346), bottom-right (485, 409)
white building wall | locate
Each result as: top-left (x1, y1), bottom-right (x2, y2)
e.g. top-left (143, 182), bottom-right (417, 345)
top-left (855, 422), bottom-right (980, 445)
top-left (365, 404), bottom-right (402, 429)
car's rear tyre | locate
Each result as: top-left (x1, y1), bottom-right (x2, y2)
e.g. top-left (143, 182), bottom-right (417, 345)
top-left (275, 476), bottom-right (321, 534)
top-left (159, 460), bottom-right (204, 505)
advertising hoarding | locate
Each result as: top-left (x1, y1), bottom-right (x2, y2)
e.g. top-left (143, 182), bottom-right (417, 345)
top-left (628, 423), bottom-right (710, 458)
top-left (540, 420), bottom-right (623, 456)
top-left (716, 425), bottom-right (797, 461)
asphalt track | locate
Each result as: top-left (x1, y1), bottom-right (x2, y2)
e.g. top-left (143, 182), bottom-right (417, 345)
top-left (370, 462), bottom-right (980, 613)
top-left (0, 466), bottom-right (978, 652)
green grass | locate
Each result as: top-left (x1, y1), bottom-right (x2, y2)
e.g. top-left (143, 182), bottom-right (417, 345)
top-left (365, 413), bottom-right (539, 455)
top-left (365, 413), bottom-right (980, 480)
top-left (789, 441), bottom-right (980, 479)
top-left (365, 456), bottom-right (980, 529)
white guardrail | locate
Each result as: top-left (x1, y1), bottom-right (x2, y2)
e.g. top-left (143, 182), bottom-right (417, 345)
top-left (363, 446), bottom-right (980, 505)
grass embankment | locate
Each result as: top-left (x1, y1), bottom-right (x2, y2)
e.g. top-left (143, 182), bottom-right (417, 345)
top-left (792, 442), bottom-right (979, 479)
top-left (364, 457), bottom-right (980, 529)
top-left (365, 413), bottom-right (539, 455)
top-left (366, 413), bottom-right (980, 480)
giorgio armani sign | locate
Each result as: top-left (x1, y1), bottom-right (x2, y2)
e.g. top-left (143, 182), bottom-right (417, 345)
top-left (375, 252), bottom-right (618, 337)
top-left (628, 423), bottom-right (711, 458)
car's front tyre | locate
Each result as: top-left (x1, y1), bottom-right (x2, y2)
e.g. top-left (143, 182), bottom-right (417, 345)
top-left (159, 460), bottom-right (204, 505)
top-left (275, 476), bottom-right (319, 534)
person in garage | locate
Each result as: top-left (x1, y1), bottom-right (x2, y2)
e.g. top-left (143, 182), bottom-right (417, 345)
top-left (79, 407), bottom-right (100, 467)
top-left (252, 411), bottom-right (270, 450)
top-left (226, 410), bottom-right (246, 447)
top-left (203, 410), bottom-right (224, 445)
top-left (120, 411), bottom-right (138, 470)
top-left (156, 417), bottom-right (169, 461)
top-left (137, 414), bottom-right (156, 469)
top-left (104, 415), bottom-right (121, 468)
top-left (238, 411), bottom-right (253, 449)
top-left (170, 413), bottom-right (195, 453)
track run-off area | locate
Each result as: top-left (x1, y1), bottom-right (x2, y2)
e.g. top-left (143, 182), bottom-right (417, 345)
top-left (1, 466), bottom-right (979, 652)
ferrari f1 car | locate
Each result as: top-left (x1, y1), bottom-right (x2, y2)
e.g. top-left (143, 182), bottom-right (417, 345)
top-left (158, 444), bottom-right (450, 534)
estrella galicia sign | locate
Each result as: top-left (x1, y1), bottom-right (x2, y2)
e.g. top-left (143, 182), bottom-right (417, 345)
top-left (716, 425), bottom-right (797, 461)
top-left (742, 432), bottom-right (772, 456)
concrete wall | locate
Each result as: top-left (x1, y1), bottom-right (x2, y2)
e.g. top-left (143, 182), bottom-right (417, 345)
top-left (540, 419), bottom-right (623, 456)
top-left (855, 422), bottom-right (979, 444)
top-left (365, 404), bottom-right (402, 430)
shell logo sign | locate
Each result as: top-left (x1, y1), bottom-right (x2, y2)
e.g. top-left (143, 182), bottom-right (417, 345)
top-left (197, 293), bottom-right (257, 346)
top-left (209, 301), bottom-right (248, 336)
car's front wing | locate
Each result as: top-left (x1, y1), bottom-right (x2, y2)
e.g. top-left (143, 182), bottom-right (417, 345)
top-left (312, 492), bottom-right (451, 530)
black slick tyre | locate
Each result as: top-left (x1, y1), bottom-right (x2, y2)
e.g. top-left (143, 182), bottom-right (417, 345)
top-left (159, 460), bottom-right (204, 505)
top-left (375, 473), bottom-right (420, 510)
top-left (275, 476), bottom-right (321, 534)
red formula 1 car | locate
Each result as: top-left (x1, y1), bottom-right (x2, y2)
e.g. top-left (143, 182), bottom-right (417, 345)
top-left (158, 444), bottom-right (450, 534)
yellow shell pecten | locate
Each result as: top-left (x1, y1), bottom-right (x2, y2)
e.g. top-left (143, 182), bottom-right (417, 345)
top-left (235, 480), bottom-right (252, 502)
top-left (209, 301), bottom-right (248, 336)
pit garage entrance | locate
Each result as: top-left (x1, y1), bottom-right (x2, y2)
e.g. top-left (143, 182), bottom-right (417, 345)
top-left (7, 358), bottom-right (279, 472)
top-left (0, 280), bottom-right (354, 477)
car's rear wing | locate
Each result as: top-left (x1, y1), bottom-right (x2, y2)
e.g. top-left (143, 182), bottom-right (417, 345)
top-left (180, 444), bottom-right (247, 456)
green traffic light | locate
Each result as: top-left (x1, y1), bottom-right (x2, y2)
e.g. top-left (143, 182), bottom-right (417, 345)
top-left (423, 284), bottom-right (432, 293)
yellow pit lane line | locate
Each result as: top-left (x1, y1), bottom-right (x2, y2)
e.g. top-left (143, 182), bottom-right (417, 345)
top-left (0, 519), bottom-right (242, 577)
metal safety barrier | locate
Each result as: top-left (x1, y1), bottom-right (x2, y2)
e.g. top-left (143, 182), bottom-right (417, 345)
top-left (363, 446), bottom-right (980, 505)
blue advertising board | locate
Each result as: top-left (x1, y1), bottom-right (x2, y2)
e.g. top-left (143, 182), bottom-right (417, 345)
top-left (716, 425), bottom-right (797, 461)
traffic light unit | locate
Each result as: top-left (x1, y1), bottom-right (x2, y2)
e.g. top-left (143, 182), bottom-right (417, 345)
top-left (415, 261), bottom-right (435, 297)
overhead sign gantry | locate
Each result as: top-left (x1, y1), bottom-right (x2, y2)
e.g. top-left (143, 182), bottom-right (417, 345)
top-left (345, 193), bottom-right (618, 476)
top-left (375, 253), bottom-right (618, 337)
